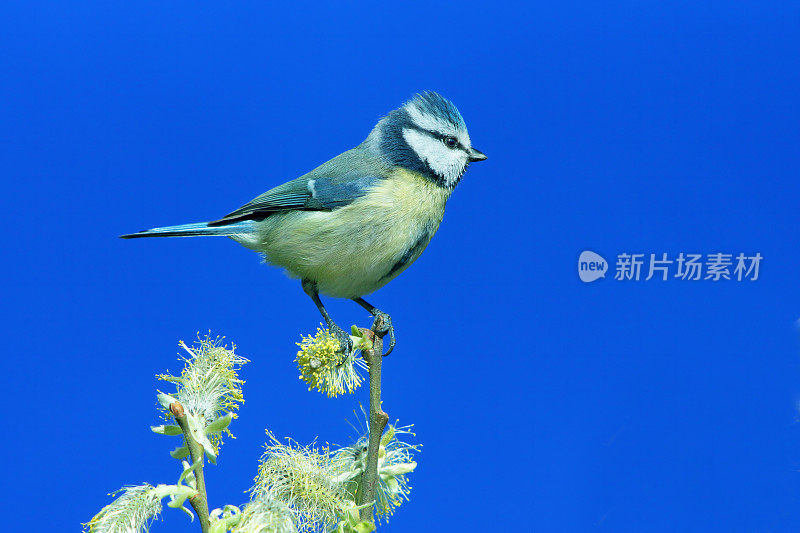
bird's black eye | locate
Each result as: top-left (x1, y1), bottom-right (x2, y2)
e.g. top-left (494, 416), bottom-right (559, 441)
top-left (444, 136), bottom-right (458, 148)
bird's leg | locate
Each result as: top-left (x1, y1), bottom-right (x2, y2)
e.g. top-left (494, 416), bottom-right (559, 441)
top-left (352, 297), bottom-right (395, 356)
top-left (302, 280), bottom-right (352, 354)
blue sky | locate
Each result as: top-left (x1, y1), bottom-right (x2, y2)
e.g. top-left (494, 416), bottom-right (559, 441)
top-left (2, 1), bottom-right (800, 531)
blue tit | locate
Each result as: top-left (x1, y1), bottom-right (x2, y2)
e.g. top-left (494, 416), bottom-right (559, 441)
top-left (122, 91), bottom-right (486, 354)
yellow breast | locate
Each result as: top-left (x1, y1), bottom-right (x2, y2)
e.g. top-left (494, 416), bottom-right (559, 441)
top-left (255, 168), bottom-right (451, 298)
top-left (361, 168), bottom-right (451, 237)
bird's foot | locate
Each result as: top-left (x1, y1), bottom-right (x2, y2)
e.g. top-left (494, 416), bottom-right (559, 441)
top-left (328, 322), bottom-right (353, 355)
top-left (371, 311), bottom-right (395, 356)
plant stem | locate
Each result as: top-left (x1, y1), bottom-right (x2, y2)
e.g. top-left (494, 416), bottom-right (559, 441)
top-left (170, 402), bottom-right (212, 533)
top-left (357, 320), bottom-right (390, 524)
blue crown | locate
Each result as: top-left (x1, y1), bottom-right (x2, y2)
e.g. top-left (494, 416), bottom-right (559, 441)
top-left (405, 91), bottom-right (466, 131)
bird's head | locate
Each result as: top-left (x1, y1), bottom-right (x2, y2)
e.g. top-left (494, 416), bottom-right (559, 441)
top-left (367, 92), bottom-right (486, 189)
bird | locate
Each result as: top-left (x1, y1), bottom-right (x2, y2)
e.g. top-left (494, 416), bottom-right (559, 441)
top-left (121, 91), bottom-right (486, 355)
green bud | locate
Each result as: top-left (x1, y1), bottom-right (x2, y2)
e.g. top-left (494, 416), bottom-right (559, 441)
top-left (170, 445), bottom-right (190, 459)
top-left (157, 393), bottom-right (179, 410)
top-left (356, 335), bottom-right (373, 352)
top-left (151, 424), bottom-right (183, 436)
top-left (353, 522), bottom-right (376, 533)
top-left (380, 461), bottom-right (416, 477)
top-left (178, 458), bottom-right (202, 488)
top-left (380, 425), bottom-right (396, 447)
top-left (204, 412), bottom-right (234, 435)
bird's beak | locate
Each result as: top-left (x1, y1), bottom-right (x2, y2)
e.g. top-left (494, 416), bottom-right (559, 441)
top-left (468, 147), bottom-right (487, 162)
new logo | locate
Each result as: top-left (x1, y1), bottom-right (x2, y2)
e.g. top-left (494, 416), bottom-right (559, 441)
top-left (578, 251), bottom-right (607, 283)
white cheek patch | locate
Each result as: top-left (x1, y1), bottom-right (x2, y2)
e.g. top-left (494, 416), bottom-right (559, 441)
top-left (403, 128), bottom-right (468, 187)
top-left (307, 179), bottom-right (317, 198)
top-left (456, 130), bottom-right (471, 150)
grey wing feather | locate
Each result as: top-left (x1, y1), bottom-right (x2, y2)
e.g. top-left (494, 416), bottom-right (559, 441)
top-left (208, 146), bottom-right (387, 226)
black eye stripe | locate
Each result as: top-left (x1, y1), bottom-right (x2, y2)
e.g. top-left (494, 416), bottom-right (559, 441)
top-left (408, 124), bottom-right (465, 150)
top-left (444, 136), bottom-right (467, 152)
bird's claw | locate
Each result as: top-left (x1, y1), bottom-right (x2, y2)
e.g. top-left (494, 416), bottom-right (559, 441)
top-left (372, 312), bottom-right (395, 356)
top-left (328, 323), bottom-right (353, 354)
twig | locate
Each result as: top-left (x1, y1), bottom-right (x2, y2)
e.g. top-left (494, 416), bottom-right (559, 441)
top-left (357, 318), bottom-right (390, 524)
top-left (170, 402), bottom-right (212, 533)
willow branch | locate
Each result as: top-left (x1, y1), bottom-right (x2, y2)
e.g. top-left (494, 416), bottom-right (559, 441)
top-left (170, 402), bottom-right (212, 533)
top-left (357, 318), bottom-right (390, 524)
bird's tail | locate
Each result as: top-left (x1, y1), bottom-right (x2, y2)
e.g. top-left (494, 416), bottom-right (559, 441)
top-left (120, 221), bottom-right (255, 239)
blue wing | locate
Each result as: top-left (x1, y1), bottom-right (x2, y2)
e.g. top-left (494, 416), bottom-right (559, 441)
top-left (208, 146), bottom-right (387, 226)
